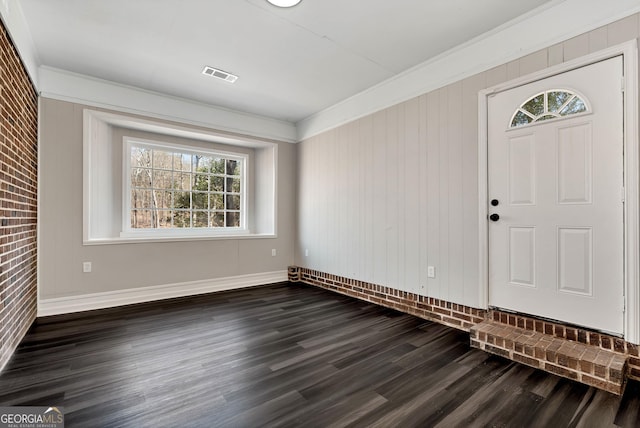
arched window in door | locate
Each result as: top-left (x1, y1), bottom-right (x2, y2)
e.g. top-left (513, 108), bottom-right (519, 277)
top-left (510, 90), bottom-right (589, 128)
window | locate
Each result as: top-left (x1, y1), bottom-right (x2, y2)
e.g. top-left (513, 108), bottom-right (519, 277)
top-left (510, 90), bottom-right (588, 128)
top-left (84, 109), bottom-right (277, 244)
top-left (123, 138), bottom-right (247, 236)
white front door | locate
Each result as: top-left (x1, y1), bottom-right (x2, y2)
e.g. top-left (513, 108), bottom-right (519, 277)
top-left (488, 56), bottom-right (624, 334)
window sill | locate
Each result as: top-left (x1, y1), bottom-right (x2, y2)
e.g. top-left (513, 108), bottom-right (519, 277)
top-left (83, 232), bottom-right (277, 246)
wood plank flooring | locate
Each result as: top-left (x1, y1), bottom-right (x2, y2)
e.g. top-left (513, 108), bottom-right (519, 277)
top-left (0, 282), bottom-right (638, 427)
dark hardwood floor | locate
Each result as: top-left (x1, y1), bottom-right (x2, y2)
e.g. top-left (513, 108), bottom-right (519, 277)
top-left (0, 282), bottom-right (638, 427)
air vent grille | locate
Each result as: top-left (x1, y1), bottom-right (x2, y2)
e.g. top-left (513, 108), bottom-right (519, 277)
top-left (202, 66), bottom-right (238, 83)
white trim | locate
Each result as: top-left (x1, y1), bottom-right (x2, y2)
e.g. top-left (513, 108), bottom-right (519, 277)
top-left (37, 270), bottom-right (288, 317)
top-left (622, 41), bottom-right (640, 345)
top-left (478, 40), bottom-right (640, 344)
top-left (0, 0), bottom-right (39, 86)
top-left (478, 93), bottom-right (489, 310)
top-left (297, 0), bottom-right (640, 141)
top-left (39, 66), bottom-right (297, 143)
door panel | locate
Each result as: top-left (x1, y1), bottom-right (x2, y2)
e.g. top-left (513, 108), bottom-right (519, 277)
top-left (488, 56), bottom-right (624, 334)
top-left (508, 135), bottom-right (536, 205)
top-left (557, 124), bottom-right (592, 204)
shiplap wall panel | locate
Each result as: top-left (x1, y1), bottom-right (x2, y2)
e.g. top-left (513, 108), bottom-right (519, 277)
top-left (462, 73), bottom-right (486, 306)
top-left (608, 14), bottom-right (639, 46)
top-left (486, 64), bottom-right (507, 88)
top-left (564, 34), bottom-right (590, 62)
top-left (426, 90), bottom-right (441, 298)
top-left (418, 94), bottom-right (429, 294)
top-left (362, 115), bottom-right (375, 283)
top-left (520, 49), bottom-right (548, 76)
top-left (295, 13), bottom-right (640, 309)
top-left (447, 82), bottom-right (464, 303)
top-left (373, 110), bottom-right (388, 286)
top-left (404, 97), bottom-right (421, 294)
top-left (588, 27), bottom-right (608, 53)
top-left (507, 60), bottom-right (520, 81)
top-left (548, 44), bottom-right (564, 67)
top-left (438, 86), bottom-right (450, 300)
top-left (386, 105), bottom-right (400, 289)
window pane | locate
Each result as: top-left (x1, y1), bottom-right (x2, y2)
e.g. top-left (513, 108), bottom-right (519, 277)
top-left (193, 211), bottom-right (208, 228)
top-left (157, 210), bottom-right (172, 228)
top-left (226, 159), bottom-right (239, 175)
top-left (153, 190), bottom-right (172, 210)
top-left (212, 212), bottom-right (225, 227)
top-left (226, 212), bottom-right (240, 227)
top-left (228, 177), bottom-right (241, 193)
top-left (131, 209), bottom-right (153, 228)
top-left (192, 191), bottom-right (208, 209)
top-left (511, 110), bottom-right (533, 127)
top-left (131, 147), bottom-right (152, 168)
top-left (174, 191), bottom-right (191, 209)
top-left (522, 94), bottom-right (544, 116)
top-left (226, 194), bottom-right (240, 210)
top-left (560, 97), bottom-right (587, 115)
top-left (131, 168), bottom-right (152, 188)
top-left (211, 176), bottom-right (224, 192)
top-left (131, 189), bottom-right (152, 209)
top-left (174, 153), bottom-right (192, 172)
top-left (547, 91), bottom-right (571, 112)
top-left (174, 172), bottom-right (192, 191)
top-left (173, 210), bottom-right (191, 228)
top-left (211, 158), bottom-right (225, 174)
top-left (193, 173), bottom-right (209, 191)
top-left (211, 193), bottom-right (224, 210)
top-left (152, 170), bottom-right (173, 189)
top-left (153, 150), bottom-right (173, 170)
top-left (198, 156), bottom-right (213, 172)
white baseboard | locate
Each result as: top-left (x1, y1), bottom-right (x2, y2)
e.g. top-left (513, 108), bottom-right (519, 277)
top-left (37, 270), bottom-right (288, 317)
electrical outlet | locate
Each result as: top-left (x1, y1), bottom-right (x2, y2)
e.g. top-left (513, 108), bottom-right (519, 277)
top-left (271, 248), bottom-right (277, 257)
top-left (427, 266), bottom-right (435, 278)
top-left (83, 262), bottom-right (92, 273)
top-left (305, 249), bottom-right (309, 257)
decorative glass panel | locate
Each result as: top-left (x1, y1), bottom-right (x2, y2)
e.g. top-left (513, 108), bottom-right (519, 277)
top-left (510, 90), bottom-right (589, 128)
top-left (522, 94), bottom-right (544, 116)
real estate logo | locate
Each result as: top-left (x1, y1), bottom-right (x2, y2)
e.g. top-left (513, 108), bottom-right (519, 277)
top-left (0, 406), bottom-right (64, 428)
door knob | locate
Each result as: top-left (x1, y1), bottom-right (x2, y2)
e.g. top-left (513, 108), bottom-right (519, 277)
top-left (489, 213), bottom-right (500, 222)
top-left (491, 199), bottom-right (499, 206)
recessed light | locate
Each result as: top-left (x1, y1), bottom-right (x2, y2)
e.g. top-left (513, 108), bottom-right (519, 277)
top-left (202, 66), bottom-right (238, 83)
top-left (266, 0), bottom-right (301, 7)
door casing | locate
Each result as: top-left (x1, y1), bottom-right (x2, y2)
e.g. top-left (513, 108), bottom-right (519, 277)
top-left (478, 40), bottom-right (640, 344)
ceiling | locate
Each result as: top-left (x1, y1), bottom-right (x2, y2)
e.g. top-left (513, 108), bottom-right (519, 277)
top-left (20, 0), bottom-right (555, 123)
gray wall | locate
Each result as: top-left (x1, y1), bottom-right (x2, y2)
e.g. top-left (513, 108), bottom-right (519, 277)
top-left (295, 14), bottom-right (640, 309)
top-left (39, 98), bottom-right (296, 299)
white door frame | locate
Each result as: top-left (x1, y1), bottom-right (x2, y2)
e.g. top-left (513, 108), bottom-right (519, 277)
top-left (478, 40), bottom-right (640, 344)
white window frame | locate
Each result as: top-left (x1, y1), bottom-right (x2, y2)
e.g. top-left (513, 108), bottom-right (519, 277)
top-left (121, 137), bottom-right (249, 239)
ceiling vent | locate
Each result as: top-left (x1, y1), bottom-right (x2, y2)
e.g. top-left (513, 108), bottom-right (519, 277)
top-left (202, 66), bottom-right (238, 83)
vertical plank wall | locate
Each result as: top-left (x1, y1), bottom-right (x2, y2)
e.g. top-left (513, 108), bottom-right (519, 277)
top-left (295, 14), bottom-right (640, 309)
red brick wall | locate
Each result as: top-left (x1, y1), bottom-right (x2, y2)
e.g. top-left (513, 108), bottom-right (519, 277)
top-left (288, 267), bottom-right (486, 331)
top-left (0, 20), bottom-right (38, 372)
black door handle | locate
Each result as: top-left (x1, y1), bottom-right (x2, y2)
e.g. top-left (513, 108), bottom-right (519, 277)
top-left (489, 213), bottom-right (500, 222)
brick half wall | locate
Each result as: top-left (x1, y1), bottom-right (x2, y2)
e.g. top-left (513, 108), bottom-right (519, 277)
top-left (289, 266), bottom-right (640, 384)
top-left (0, 20), bottom-right (38, 372)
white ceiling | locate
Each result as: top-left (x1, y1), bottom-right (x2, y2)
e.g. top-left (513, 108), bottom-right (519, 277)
top-left (21, 0), bottom-right (555, 123)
